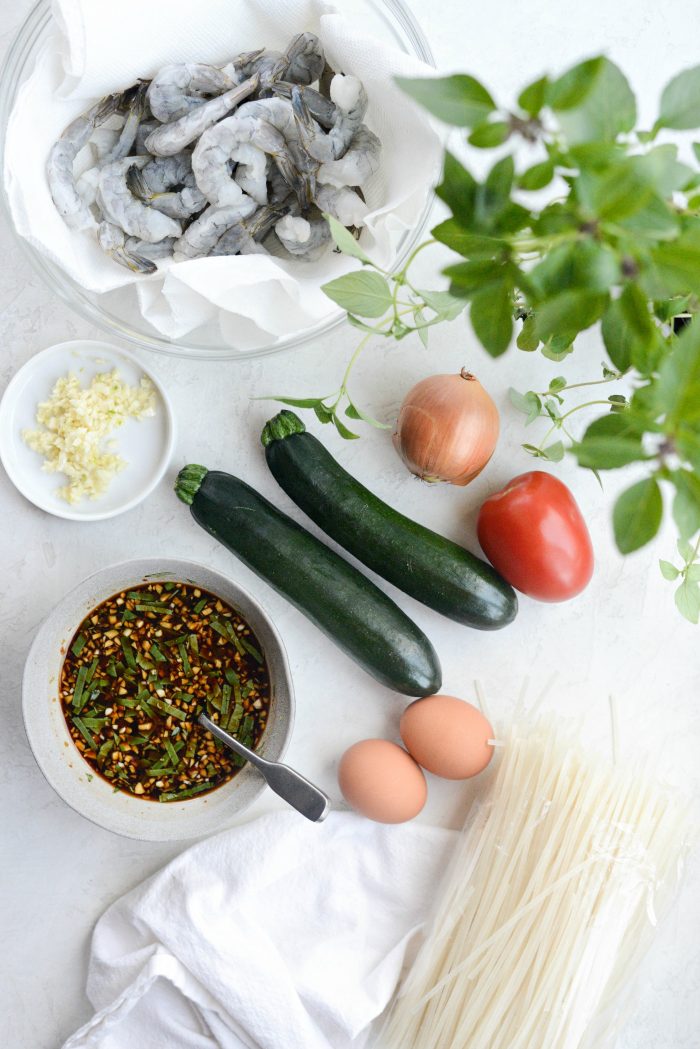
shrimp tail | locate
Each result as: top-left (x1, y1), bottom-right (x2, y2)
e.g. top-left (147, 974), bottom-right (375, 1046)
top-left (125, 164), bottom-right (151, 202)
top-left (113, 248), bottom-right (158, 275)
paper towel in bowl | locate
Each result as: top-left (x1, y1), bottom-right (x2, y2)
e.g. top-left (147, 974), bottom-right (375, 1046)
top-left (3, 0), bottom-right (441, 349)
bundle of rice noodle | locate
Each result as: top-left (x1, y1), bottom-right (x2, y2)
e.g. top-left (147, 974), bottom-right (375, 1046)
top-left (382, 718), bottom-right (692, 1049)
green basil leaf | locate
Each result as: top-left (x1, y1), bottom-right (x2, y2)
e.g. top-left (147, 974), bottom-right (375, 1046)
top-left (345, 402), bottom-right (390, 429)
top-left (517, 314), bottom-right (540, 351)
top-left (672, 468), bottom-right (700, 539)
top-left (675, 580), bottom-right (700, 623)
top-left (541, 441), bottom-right (565, 462)
top-left (636, 145), bottom-right (694, 196)
top-left (645, 229), bottom-right (700, 297)
top-left (573, 414), bottom-right (645, 469)
top-left (541, 336), bottom-right (574, 362)
top-left (314, 403), bottom-right (335, 424)
top-left (509, 388), bottom-right (542, 424)
top-left (444, 258), bottom-right (507, 295)
top-left (601, 284), bottom-right (656, 373)
top-left (470, 282), bottom-right (513, 356)
top-left (332, 415), bottom-right (360, 440)
top-left (517, 159), bottom-right (555, 191)
top-left (547, 57), bottom-right (605, 110)
top-left (613, 478), bottom-right (663, 554)
top-left (396, 74), bottom-right (495, 127)
top-left (534, 289), bottom-right (608, 342)
top-left (417, 288), bottom-right (467, 320)
top-left (617, 195), bottom-right (679, 242)
top-left (656, 314), bottom-right (700, 426)
top-left (554, 58), bottom-right (636, 143)
top-left (576, 161), bottom-right (655, 222)
top-left (573, 436), bottom-right (645, 469)
top-left (468, 120), bottom-right (510, 147)
top-left (321, 271), bottom-right (393, 318)
top-left (324, 214), bottom-right (372, 263)
top-left (436, 153), bottom-right (478, 226)
top-left (347, 314), bottom-right (381, 333)
top-left (532, 201), bottom-right (579, 236)
top-left (518, 75), bottom-right (549, 116)
top-left (269, 396), bottom-right (326, 409)
top-left (529, 241), bottom-right (618, 301)
top-left (656, 65), bottom-right (700, 130)
top-left (659, 559), bottom-right (680, 580)
top-left (432, 219), bottom-right (507, 259)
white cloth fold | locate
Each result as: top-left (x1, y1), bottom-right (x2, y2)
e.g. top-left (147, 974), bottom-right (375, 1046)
top-left (4, 0), bottom-right (441, 349)
top-left (61, 812), bottom-right (456, 1049)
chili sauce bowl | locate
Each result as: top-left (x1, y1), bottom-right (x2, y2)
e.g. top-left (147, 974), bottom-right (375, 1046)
top-left (22, 558), bottom-right (295, 841)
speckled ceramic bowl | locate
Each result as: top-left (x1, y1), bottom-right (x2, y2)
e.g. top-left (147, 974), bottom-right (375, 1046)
top-left (22, 558), bottom-right (294, 841)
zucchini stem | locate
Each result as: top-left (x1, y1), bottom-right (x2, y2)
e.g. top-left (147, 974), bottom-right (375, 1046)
top-left (175, 464), bottom-right (209, 505)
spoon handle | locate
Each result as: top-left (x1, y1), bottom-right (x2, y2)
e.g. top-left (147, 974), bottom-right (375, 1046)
top-left (198, 714), bottom-right (331, 823)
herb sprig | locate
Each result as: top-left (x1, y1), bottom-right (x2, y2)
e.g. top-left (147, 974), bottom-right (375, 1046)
top-left (275, 55), bottom-right (700, 620)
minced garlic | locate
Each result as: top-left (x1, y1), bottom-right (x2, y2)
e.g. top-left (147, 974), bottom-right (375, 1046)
top-left (22, 369), bottom-right (157, 504)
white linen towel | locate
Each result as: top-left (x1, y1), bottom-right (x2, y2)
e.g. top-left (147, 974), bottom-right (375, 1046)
top-left (62, 812), bottom-right (456, 1049)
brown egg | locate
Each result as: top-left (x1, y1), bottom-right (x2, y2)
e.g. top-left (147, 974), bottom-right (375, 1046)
top-left (400, 695), bottom-right (494, 780)
top-left (338, 739), bottom-right (427, 823)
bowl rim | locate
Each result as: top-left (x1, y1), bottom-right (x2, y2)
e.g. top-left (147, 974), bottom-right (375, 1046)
top-left (0, 0), bottom-right (437, 361)
top-left (0, 339), bottom-right (177, 521)
top-left (22, 557), bottom-right (296, 841)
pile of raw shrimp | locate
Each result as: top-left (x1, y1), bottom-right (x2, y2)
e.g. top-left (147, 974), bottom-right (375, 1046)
top-left (47, 32), bottom-right (381, 273)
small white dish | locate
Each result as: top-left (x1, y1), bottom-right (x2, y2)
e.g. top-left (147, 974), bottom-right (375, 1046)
top-left (0, 340), bottom-right (175, 520)
top-left (23, 558), bottom-right (295, 841)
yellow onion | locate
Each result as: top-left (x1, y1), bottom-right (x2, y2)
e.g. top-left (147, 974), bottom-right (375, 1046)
top-left (393, 368), bottom-right (499, 485)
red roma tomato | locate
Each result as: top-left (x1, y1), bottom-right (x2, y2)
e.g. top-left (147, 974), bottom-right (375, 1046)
top-left (477, 471), bottom-right (594, 602)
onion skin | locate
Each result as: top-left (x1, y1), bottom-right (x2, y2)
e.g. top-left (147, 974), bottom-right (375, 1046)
top-left (393, 369), bottom-right (499, 486)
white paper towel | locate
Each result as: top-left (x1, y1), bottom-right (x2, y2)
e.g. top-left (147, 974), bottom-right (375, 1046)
top-left (4, 0), bottom-right (441, 349)
top-left (61, 812), bottom-right (456, 1049)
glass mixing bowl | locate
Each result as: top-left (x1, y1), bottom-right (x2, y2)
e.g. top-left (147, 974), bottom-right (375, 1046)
top-left (0, 0), bottom-right (434, 360)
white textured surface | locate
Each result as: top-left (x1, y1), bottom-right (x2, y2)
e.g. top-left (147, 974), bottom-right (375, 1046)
top-left (0, 2), bottom-right (699, 1047)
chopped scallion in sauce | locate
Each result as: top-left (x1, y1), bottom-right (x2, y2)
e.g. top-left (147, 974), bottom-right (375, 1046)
top-left (60, 582), bottom-right (270, 802)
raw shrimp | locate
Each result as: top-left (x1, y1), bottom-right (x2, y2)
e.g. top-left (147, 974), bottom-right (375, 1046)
top-left (148, 64), bottom-right (234, 123)
top-left (318, 126), bottom-right (381, 188)
top-left (221, 48), bottom-right (265, 83)
top-left (103, 81), bottom-right (150, 163)
top-left (272, 81), bottom-right (337, 128)
top-left (136, 153), bottom-right (193, 193)
top-left (125, 236), bottom-right (177, 261)
top-left (247, 33), bottom-right (324, 95)
top-left (293, 78), bottom-right (371, 163)
top-left (280, 32), bottom-right (325, 86)
top-left (192, 104), bottom-right (302, 207)
top-left (47, 93), bottom-right (120, 230)
top-left (135, 120), bottom-right (160, 155)
top-left (275, 213), bottom-right (331, 261)
top-left (127, 165), bottom-right (206, 220)
top-left (210, 201), bottom-right (286, 256)
top-left (285, 74), bottom-right (368, 160)
top-left (145, 75), bottom-right (260, 157)
top-left (314, 183), bottom-right (368, 226)
top-left (231, 143), bottom-right (270, 205)
top-left (98, 157), bottom-right (183, 242)
top-left (172, 198), bottom-right (258, 260)
top-left (97, 221), bottom-right (157, 274)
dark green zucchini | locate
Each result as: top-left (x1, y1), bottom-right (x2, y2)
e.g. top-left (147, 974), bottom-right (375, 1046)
top-left (261, 412), bottom-right (517, 630)
top-left (175, 466), bottom-right (442, 697)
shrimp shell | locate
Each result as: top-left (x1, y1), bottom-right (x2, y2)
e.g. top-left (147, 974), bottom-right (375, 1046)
top-left (173, 198), bottom-right (258, 260)
top-left (98, 157), bottom-right (183, 242)
top-left (145, 75), bottom-right (260, 157)
top-left (148, 64), bottom-right (235, 123)
top-left (47, 94), bottom-right (120, 230)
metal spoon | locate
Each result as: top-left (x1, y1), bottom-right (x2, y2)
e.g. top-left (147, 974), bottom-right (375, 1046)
top-left (198, 713), bottom-right (330, 823)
